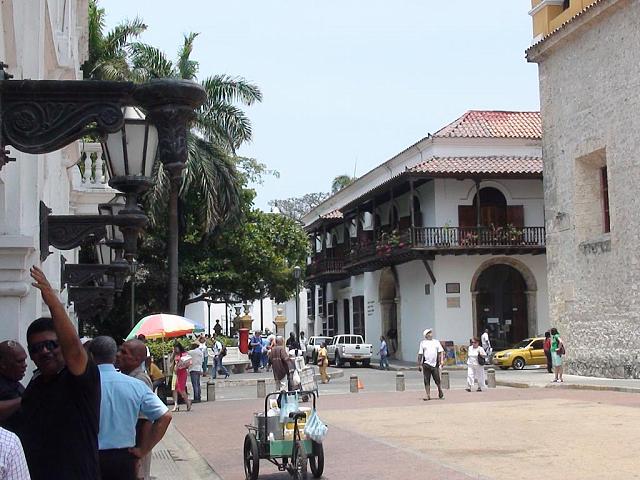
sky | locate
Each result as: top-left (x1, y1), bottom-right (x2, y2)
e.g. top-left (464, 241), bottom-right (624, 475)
top-left (103, 0), bottom-right (540, 210)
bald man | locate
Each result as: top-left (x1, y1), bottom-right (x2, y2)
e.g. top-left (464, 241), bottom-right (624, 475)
top-left (117, 339), bottom-right (158, 480)
top-left (0, 341), bottom-right (27, 422)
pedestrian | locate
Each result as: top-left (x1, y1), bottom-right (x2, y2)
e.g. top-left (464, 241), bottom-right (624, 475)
top-left (261, 335), bottom-right (270, 370)
top-left (481, 328), bottom-right (492, 358)
top-left (270, 337), bottom-right (290, 391)
top-left (213, 320), bottom-right (223, 337)
top-left (417, 328), bottom-right (444, 401)
top-left (250, 331), bottom-right (263, 373)
top-left (466, 337), bottom-right (487, 392)
top-left (171, 343), bottom-right (192, 411)
top-left (0, 426), bottom-right (30, 479)
top-left (90, 336), bottom-right (171, 480)
top-left (211, 335), bottom-right (230, 379)
top-left (299, 331), bottom-right (308, 350)
top-left (286, 332), bottom-right (301, 355)
top-left (117, 339), bottom-right (165, 480)
top-left (6, 267), bottom-right (101, 480)
top-left (0, 340), bottom-right (26, 422)
top-left (379, 336), bottom-right (390, 370)
top-left (198, 335), bottom-right (208, 377)
top-left (550, 327), bottom-right (565, 383)
top-left (148, 361), bottom-right (166, 393)
top-left (187, 342), bottom-right (203, 403)
top-left (543, 331), bottom-right (553, 374)
top-left (317, 342), bottom-right (330, 384)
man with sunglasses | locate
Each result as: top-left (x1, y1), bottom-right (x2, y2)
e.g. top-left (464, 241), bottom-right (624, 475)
top-left (6, 266), bottom-right (101, 480)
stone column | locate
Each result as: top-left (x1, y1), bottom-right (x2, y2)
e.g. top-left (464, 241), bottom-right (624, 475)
top-left (274, 307), bottom-right (287, 338)
top-left (525, 290), bottom-right (537, 337)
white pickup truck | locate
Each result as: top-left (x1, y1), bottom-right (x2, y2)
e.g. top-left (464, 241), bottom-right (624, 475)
top-left (327, 334), bottom-right (373, 367)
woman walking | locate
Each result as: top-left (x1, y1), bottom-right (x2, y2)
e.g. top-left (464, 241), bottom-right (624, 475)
top-left (172, 343), bottom-right (192, 411)
top-left (550, 327), bottom-right (564, 382)
top-left (379, 336), bottom-right (390, 370)
top-left (466, 337), bottom-right (487, 392)
top-left (317, 341), bottom-right (330, 384)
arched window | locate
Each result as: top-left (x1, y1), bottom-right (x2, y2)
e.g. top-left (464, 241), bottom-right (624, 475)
top-left (472, 187), bottom-right (507, 227)
top-left (412, 196), bottom-right (422, 227)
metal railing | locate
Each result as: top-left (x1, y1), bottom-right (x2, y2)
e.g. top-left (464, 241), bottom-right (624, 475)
top-left (412, 226), bottom-right (546, 248)
top-left (307, 258), bottom-right (347, 276)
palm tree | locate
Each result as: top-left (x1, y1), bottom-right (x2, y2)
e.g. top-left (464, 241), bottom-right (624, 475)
top-left (82, 0), bottom-right (146, 80)
top-left (331, 174), bottom-right (355, 194)
top-left (129, 33), bottom-right (262, 313)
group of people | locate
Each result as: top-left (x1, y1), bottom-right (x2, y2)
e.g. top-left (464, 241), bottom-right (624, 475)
top-left (248, 330), bottom-right (308, 374)
top-left (0, 266), bottom-right (171, 480)
top-left (544, 328), bottom-right (565, 382)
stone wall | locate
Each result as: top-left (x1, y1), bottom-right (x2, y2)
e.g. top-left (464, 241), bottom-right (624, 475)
top-left (530, 0), bottom-right (640, 377)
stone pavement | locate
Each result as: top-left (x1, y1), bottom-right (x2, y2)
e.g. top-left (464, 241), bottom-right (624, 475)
top-left (161, 386), bottom-right (640, 480)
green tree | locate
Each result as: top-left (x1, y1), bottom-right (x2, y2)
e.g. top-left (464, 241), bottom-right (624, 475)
top-left (331, 174), bottom-right (355, 193)
top-left (82, 0), bottom-right (146, 80)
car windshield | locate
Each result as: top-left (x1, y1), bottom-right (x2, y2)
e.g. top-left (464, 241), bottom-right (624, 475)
top-left (513, 339), bottom-right (532, 349)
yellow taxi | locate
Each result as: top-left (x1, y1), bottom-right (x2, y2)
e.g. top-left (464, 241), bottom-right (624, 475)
top-left (492, 337), bottom-right (546, 370)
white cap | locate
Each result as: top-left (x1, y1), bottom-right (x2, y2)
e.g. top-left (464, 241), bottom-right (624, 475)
top-left (423, 328), bottom-right (433, 337)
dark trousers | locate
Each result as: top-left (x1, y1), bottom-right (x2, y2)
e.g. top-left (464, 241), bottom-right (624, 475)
top-left (422, 364), bottom-right (442, 390)
top-left (99, 448), bottom-right (137, 480)
top-left (545, 350), bottom-right (553, 373)
top-left (190, 371), bottom-right (202, 401)
top-left (251, 351), bottom-right (261, 372)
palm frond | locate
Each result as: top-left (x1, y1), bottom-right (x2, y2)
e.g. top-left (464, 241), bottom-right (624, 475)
top-left (201, 75), bottom-right (262, 106)
top-left (104, 18), bottom-right (147, 55)
top-left (144, 162), bottom-right (171, 227)
top-left (177, 32), bottom-right (200, 80)
top-left (182, 135), bottom-right (242, 231)
top-left (197, 102), bottom-right (254, 151)
top-left (130, 42), bottom-right (175, 80)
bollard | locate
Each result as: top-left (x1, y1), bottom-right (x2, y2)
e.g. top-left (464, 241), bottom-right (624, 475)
top-left (487, 368), bottom-right (496, 388)
top-left (350, 374), bottom-right (359, 393)
top-left (441, 370), bottom-right (450, 390)
top-left (396, 372), bottom-right (405, 391)
top-left (206, 381), bottom-right (216, 402)
top-left (257, 379), bottom-right (266, 398)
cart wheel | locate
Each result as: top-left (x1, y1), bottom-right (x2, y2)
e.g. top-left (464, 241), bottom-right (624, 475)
top-left (293, 439), bottom-right (308, 480)
top-left (243, 433), bottom-right (260, 480)
top-left (309, 441), bottom-right (324, 478)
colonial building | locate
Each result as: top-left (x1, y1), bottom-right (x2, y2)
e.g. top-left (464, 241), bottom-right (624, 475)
top-left (303, 111), bottom-right (548, 362)
top-left (0, 1), bottom-right (90, 350)
top-left (527, 0), bottom-right (640, 377)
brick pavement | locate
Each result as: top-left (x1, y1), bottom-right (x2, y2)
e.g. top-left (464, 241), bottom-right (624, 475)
top-left (168, 387), bottom-right (640, 480)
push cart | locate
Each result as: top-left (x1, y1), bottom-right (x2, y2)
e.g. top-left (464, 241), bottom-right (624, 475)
top-left (243, 390), bottom-right (324, 480)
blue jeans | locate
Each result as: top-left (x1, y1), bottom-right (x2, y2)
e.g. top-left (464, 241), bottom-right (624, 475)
top-left (190, 371), bottom-right (202, 401)
top-left (213, 356), bottom-right (229, 378)
top-left (380, 354), bottom-right (390, 370)
top-left (202, 355), bottom-right (208, 374)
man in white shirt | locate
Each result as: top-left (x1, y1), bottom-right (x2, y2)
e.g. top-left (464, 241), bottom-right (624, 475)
top-left (481, 329), bottom-right (492, 357)
top-left (0, 426), bottom-right (30, 480)
top-left (417, 328), bottom-right (445, 401)
top-left (187, 343), bottom-right (204, 403)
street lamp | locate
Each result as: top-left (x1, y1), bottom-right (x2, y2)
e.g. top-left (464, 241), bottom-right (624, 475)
top-left (256, 279), bottom-right (265, 332)
top-left (293, 266), bottom-right (302, 338)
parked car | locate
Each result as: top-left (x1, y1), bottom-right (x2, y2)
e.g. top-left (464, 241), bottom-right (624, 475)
top-left (327, 334), bottom-right (373, 367)
top-left (304, 336), bottom-right (333, 364)
top-left (492, 337), bottom-right (546, 370)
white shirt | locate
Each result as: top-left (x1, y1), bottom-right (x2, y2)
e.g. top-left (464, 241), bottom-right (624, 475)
top-left (467, 345), bottom-right (487, 366)
top-left (481, 332), bottom-right (491, 350)
top-left (0, 427), bottom-right (30, 480)
top-left (212, 340), bottom-right (222, 356)
top-left (198, 342), bottom-right (208, 356)
top-left (417, 339), bottom-right (444, 367)
top-left (188, 348), bottom-right (204, 372)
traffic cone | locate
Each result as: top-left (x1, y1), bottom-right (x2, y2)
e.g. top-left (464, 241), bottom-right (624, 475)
top-left (357, 378), bottom-right (364, 390)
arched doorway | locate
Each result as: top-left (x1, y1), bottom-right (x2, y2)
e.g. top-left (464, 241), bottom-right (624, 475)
top-left (379, 267), bottom-right (400, 358)
top-left (471, 258), bottom-right (538, 346)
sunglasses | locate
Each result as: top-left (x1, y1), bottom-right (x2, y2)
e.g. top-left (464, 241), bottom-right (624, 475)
top-left (28, 340), bottom-right (60, 355)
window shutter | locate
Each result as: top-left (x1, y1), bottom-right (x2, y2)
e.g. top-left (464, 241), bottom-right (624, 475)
top-left (458, 205), bottom-right (476, 228)
top-left (506, 206), bottom-right (524, 227)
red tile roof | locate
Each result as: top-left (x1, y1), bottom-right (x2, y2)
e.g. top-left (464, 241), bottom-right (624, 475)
top-left (434, 111), bottom-right (542, 139)
top-left (409, 155), bottom-right (542, 176)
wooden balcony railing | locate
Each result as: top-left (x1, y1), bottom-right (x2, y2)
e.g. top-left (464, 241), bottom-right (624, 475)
top-left (307, 258), bottom-right (347, 277)
top-left (412, 226), bottom-right (545, 248)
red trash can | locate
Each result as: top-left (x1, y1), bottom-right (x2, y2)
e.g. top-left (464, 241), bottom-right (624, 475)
top-left (238, 328), bottom-right (249, 354)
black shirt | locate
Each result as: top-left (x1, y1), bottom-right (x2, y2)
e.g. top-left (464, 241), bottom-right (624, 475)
top-left (0, 374), bottom-right (24, 400)
top-left (8, 361), bottom-right (101, 480)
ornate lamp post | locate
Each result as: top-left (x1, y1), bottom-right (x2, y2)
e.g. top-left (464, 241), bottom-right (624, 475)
top-left (293, 266), bottom-right (302, 338)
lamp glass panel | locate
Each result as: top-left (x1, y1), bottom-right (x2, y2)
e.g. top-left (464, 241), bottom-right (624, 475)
top-left (97, 241), bottom-right (112, 265)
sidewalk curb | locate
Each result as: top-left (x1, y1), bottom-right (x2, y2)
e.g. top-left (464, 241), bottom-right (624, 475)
top-left (496, 380), bottom-right (640, 394)
top-left (372, 364), bottom-right (468, 372)
top-left (209, 368), bottom-right (344, 388)
top-left (152, 424), bottom-right (222, 480)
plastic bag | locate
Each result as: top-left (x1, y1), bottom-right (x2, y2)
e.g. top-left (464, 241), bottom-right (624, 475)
top-left (304, 410), bottom-right (328, 443)
top-left (291, 370), bottom-right (301, 388)
top-left (279, 392), bottom-right (299, 423)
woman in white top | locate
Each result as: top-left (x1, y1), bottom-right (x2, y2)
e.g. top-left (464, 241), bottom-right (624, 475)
top-left (466, 337), bottom-right (487, 392)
